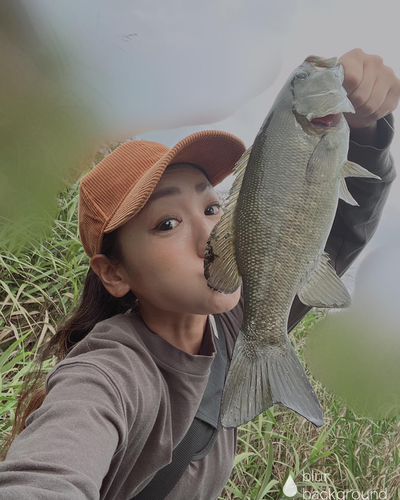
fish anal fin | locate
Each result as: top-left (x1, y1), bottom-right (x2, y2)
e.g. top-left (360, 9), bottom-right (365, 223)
top-left (204, 146), bottom-right (252, 293)
top-left (298, 252), bottom-right (351, 308)
top-left (220, 333), bottom-right (324, 428)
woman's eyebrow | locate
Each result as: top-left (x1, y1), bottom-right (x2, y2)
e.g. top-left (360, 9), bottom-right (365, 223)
top-left (147, 181), bottom-right (212, 205)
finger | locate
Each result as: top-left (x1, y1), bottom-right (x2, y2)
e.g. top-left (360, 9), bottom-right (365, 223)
top-left (372, 87), bottom-right (400, 122)
top-left (347, 62), bottom-right (380, 111)
top-left (339, 51), bottom-right (364, 95)
top-left (350, 73), bottom-right (388, 119)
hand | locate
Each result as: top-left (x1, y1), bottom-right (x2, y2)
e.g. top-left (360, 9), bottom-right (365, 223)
top-left (339, 48), bottom-right (400, 132)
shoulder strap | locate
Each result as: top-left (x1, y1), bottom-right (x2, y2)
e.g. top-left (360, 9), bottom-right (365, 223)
top-left (131, 418), bottom-right (213, 500)
top-left (130, 314), bottom-right (227, 500)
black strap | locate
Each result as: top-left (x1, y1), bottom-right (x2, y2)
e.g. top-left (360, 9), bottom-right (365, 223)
top-left (132, 418), bottom-right (214, 500)
top-left (130, 314), bottom-right (227, 500)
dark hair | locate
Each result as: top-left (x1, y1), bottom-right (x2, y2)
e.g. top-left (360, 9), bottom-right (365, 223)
top-left (0, 227), bottom-right (137, 461)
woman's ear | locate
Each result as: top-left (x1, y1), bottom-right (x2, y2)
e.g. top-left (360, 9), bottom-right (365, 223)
top-left (90, 254), bottom-right (131, 298)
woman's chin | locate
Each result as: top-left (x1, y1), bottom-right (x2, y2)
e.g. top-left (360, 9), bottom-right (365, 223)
top-left (207, 286), bottom-right (241, 314)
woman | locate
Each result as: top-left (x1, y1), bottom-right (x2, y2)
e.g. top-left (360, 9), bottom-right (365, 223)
top-left (0, 49), bottom-right (398, 499)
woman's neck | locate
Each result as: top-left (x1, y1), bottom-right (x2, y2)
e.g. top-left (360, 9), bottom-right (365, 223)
top-left (138, 302), bottom-right (208, 355)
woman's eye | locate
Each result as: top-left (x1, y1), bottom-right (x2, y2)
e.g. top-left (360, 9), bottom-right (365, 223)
top-left (156, 219), bottom-right (179, 231)
top-left (154, 204), bottom-right (221, 232)
top-left (205, 203), bottom-right (221, 216)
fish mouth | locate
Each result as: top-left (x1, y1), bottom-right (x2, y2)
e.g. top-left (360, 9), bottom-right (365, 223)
top-left (310, 113), bottom-right (342, 128)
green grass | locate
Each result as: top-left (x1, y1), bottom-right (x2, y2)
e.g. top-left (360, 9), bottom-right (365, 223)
top-left (219, 311), bottom-right (400, 499)
top-left (1, 149), bottom-right (399, 499)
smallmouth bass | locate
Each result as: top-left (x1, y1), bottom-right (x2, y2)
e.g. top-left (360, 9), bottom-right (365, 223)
top-left (204, 55), bottom-right (381, 428)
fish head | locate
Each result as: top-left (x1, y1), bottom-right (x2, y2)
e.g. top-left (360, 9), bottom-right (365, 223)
top-left (290, 55), bottom-right (355, 132)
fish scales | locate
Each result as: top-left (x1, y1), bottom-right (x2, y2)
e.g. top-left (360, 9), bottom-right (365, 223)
top-left (236, 113), bottom-right (341, 336)
top-left (204, 55), bottom-right (382, 429)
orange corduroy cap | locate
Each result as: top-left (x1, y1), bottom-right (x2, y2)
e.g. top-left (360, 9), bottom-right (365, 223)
top-left (78, 130), bottom-right (246, 258)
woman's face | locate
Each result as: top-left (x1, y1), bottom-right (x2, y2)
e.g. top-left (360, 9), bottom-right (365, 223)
top-left (115, 163), bottom-right (241, 315)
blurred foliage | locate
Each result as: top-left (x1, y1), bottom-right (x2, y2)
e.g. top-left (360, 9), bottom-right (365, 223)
top-left (0, 9), bottom-right (100, 254)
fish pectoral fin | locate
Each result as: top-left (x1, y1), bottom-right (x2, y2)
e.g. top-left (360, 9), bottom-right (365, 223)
top-left (306, 134), bottom-right (337, 185)
top-left (297, 252), bottom-right (351, 308)
top-left (220, 332), bottom-right (324, 429)
top-left (204, 146), bottom-right (252, 293)
top-left (339, 178), bottom-right (359, 206)
top-left (342, 160), bottom-right (382, 180)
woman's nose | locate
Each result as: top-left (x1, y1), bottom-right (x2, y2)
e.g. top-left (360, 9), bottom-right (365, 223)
top-left (195, 215), bottom-right (218, 259)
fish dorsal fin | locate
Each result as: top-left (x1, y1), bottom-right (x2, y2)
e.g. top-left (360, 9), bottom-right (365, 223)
top-left (297, 252), bottom-right (351, 308)
top-left (305, 55), bottom-right (338, 68)
top-left (204, 146), bottom-right (252, 293)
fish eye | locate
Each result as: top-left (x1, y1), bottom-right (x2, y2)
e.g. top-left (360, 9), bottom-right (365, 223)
top-left (295, 71), bottom-right (309, 80)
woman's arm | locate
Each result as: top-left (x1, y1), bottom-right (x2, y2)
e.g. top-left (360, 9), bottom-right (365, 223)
top-left (0, 362), bottom-right (128, 499)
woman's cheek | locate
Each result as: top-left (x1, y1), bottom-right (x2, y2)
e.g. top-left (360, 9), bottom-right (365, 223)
top-left (153, 240), bottom-right (193, 272)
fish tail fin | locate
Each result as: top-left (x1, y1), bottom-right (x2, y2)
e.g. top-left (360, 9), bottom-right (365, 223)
top-left (220, 331), bottom-right (273, 429)
top-left (221, 332), bottom-right (324, 428)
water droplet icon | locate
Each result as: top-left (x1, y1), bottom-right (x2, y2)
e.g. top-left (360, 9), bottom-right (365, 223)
top-left (282, 475), bottom-right (298, 497)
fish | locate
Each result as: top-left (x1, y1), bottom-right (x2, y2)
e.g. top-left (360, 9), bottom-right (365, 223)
top-left (204, 55), bottom-right (382, 429)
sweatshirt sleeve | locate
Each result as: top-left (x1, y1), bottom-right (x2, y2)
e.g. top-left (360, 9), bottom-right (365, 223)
top-left (288, 114), bottom-right (397, 332)
top-left (0, 362), bottom-right (128, 500)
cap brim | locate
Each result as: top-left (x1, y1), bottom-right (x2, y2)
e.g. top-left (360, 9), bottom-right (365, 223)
top-left (105, 130), bottom-right (246, 233)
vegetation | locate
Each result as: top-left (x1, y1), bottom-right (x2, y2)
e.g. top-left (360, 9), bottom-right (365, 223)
top-left (220, 310), bottom-right (400, 499)
top-left (1, 147), bottom-right (399, 499)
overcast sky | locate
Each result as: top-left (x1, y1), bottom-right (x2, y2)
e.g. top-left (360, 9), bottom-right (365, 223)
top-left (134, 0), bottom-right (400, 257)
top-left (136, 0), bottom-right (400, 203)
top-left (21, 0), bottom-right (400, 257)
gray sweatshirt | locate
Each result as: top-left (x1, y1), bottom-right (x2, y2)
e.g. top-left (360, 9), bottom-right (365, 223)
top-left (0, 116), bottom-right (396, 500)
